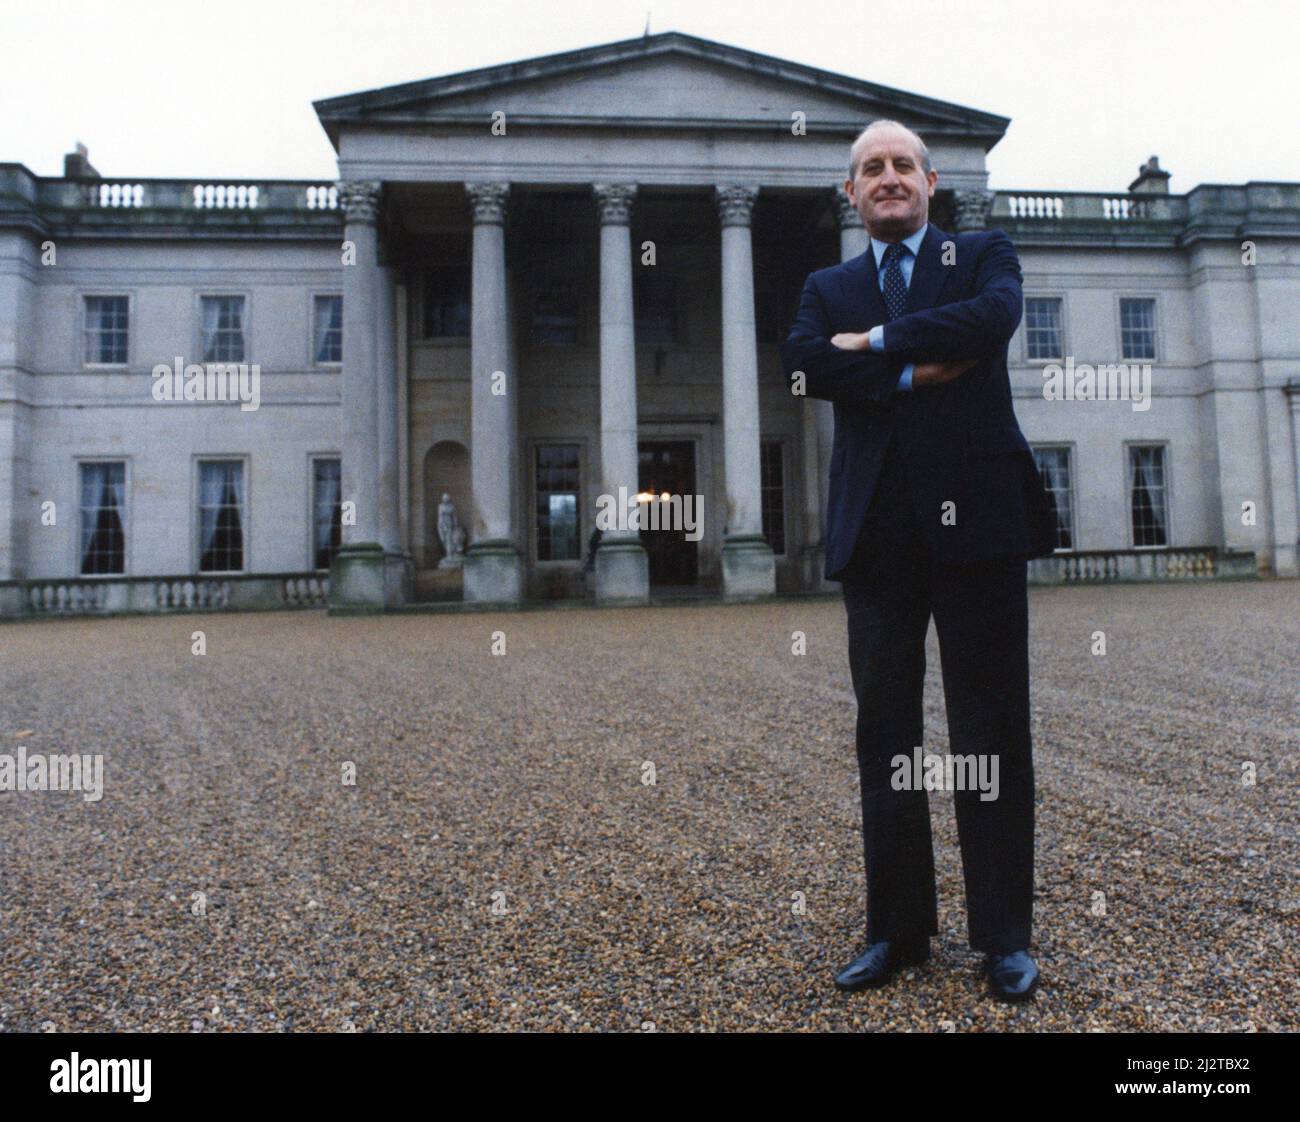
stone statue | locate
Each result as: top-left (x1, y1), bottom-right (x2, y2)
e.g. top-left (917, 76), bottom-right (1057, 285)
top-left (436, 492), bottom-right (466, 568)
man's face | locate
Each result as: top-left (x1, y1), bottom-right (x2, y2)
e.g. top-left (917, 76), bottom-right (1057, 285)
top-left (845, 127), bottom-right (938, 240)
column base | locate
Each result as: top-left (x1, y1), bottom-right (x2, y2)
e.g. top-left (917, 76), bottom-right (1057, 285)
top-left (722, 535), bottom-right (776, 601)
top-left (800, 543), bottom-right (831, 592)
top-left (329, 543), bottom-right (413, 613)
top-left (1271, 542), bottom-right (1298, 579)
top-left (595, 537), bottom-right (649, 605)
top-left (463, 539), bottom-right (523, 604)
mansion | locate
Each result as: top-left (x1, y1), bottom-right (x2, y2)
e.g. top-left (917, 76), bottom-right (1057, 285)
top-left (1, 32), bottom-right (1297, 616)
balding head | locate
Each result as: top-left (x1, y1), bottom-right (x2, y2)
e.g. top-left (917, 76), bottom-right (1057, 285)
top-left (849, 120), bottom-right (932, 181)
top-left (844, 119), bottom-right (938, 240)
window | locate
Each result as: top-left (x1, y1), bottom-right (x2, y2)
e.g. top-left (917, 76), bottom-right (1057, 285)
top-left (1120, 298), bottom-right (1156, 360)
top-left (313, 295), bottom-right (342, 363)
top-left (201, 296), bottom-right (246, 362)
top-left (423, 266), bottom-right (470, 339)
top-left (532, 283), bottom-right (579, 345)
top-left (760, 440), bottom-right (786, 555)
top-left (1024, 297), bottom-right (1064, 360)
top-left (79, 462), bottom-right (126, 574)
top-left (83, 296), bottom-right (129, 365)
top-left (1129, 445), bottom-right (1168, 547)
top-left (535, 444), bottom-right (580, 561)
top-left (1032, 446), bottom-right (1075, 550)
top-left (198, 460), bottom-right (245, 571)
top-left (635, 275), bottom-right (677, 345)
top-left (312, 459), bottom-right (342, 571)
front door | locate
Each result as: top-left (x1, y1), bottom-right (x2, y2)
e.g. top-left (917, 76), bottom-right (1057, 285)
top-left (637, 440), bottom-right (698, 587)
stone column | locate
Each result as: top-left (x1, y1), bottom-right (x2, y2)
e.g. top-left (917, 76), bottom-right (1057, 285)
top-left (376, 265), bottom-right (401, 553)
top-left (375, 262), bottom-right (412, 604)
top-left (593, 183), bottom-right (649, 604)
top-left (715, 185), bottom-right (775, 599)
top-left (0, 229), bottom-right (36, 616)
top-left (463, 182), bottom-right (523, 603)
top-left (329, 180), bottom-right (389, 611)
top-left (1269, 381), bottom-right (1300, 577)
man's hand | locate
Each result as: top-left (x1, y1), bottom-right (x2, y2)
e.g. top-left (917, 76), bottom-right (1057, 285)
top-left (829, 331), bottom-right (872, 351)
top-left (911, 358), bottom-right (980, 387)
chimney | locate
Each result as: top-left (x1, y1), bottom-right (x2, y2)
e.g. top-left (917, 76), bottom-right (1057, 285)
top-left (64, 141), bottom-right (100, 180)
top-left (1129, 155), bottom-right (1170, 195)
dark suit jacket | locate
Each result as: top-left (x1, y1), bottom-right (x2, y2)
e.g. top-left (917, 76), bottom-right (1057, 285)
top-left (779, 223), bottom-right (1057, 580)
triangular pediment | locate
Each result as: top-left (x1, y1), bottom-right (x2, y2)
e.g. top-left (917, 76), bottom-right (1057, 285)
top-left (314, 32), bottom-right (1007, 148)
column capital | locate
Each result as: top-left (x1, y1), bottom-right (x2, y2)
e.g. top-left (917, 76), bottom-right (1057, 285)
top-left (337, 180), bottom-right (382, 225)
top-left (833, 189), bottom-right (864, 230)
top-left (715, 185), bottom-right (760, 228)
top-left (953, 188), bottom-right (995, 232)
top-left (593, 183), bottom-right (637, 225)
top-left (465, 181), bottom-right (510, 225)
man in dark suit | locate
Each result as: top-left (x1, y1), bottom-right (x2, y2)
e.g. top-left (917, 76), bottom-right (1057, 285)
top-left (779, 120), bottom-right (1057, 1002)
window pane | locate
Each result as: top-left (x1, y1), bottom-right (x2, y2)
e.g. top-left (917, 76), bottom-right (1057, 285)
top-left (313, 458), bottom-right (342, 570)
top-left (84, 296), bottom-right (129, 364)
top-left (1025, 297), bottom-right (1063, 360)
top-left (314, 295), bottom-right (342, 363)
top-left (760, 440), bottom-right (785, 555)
top-left (201, 296), bottom-right (245, 362)
top-left (1120, 298), bottom-right (1156, 360)
top-left (1129, 445), bottom-right (1168, 546)
top-left (533, 284), bottom-right (579, 345)
top-left (536, 444), bottom-right (580, 560)
top-left (198, 460), bottom-right (245, 571)
top-left (79, 461), bottom-right (126, 573)
top-left (1032, 446), bottom-right (1074, 550)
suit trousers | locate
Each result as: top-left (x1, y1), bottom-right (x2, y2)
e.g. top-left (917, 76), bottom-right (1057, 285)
top-left (839, 433), bottom-right (1035, 954)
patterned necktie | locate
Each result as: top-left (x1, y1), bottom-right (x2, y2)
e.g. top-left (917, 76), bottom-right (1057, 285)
top-left (881, 242), bottom-right (909, 321)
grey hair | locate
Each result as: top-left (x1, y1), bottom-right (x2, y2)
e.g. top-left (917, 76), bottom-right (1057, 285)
top-left (849, 120), bottom-right (932, 180)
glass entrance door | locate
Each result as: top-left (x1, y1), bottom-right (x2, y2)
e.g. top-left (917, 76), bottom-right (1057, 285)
top-left (637, 440), bottom-right (698, 586)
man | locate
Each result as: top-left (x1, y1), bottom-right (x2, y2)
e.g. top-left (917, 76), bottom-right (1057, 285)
top-left (779, 120), bottom-right (1057, 1002)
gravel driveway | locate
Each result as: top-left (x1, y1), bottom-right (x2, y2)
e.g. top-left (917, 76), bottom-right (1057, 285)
top-left (1, 582), bottom-right (1295, 1032)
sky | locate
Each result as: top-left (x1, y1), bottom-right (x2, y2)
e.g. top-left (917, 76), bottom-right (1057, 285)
top-left (2, 0), bottom-right (1295, 193)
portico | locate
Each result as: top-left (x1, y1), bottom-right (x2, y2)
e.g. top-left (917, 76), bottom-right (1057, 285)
top-left (313, 32), bottom-right (1004, 608)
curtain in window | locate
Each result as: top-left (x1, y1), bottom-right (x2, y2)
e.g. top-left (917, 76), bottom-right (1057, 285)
top-left (80, 463), bottom-right (125, 572)
top-left (315, 462), bottom-right (341, 561)
top-left (314, 297), bottom-right (340, 363)
top-left (201, 298), bottom-right (223, 360)
top-left (199, 462), bottom-right (244, 570)
top-left (1131, 449), bottom-right (1167, 543)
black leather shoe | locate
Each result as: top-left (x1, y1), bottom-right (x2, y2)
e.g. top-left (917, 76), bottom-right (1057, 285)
top-left (986, 949), bottom-right (1039, 1002)
top-left (833, 937), bottom-right (930, 991)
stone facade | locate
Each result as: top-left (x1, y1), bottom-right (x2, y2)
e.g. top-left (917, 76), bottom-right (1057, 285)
top-left (1, 32), bottom-right (1297, 617)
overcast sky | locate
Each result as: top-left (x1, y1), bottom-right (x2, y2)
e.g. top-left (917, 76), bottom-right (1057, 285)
top-left (3, 0), bottom-right (1294, 193)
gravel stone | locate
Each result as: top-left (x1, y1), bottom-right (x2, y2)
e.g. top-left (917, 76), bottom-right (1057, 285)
top-left (0, 582), bottom-right (1295, 1032)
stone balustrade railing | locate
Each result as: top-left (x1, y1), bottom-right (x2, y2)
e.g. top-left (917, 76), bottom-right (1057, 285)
top-left (49, 179), bottom-right (339, 212)
top-left (1028, 548), bottom-right (1257, 585)
top-left (0, 572), bottom-right (331, 619)
top-left (993, 191), bottom-right (1188, 223)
